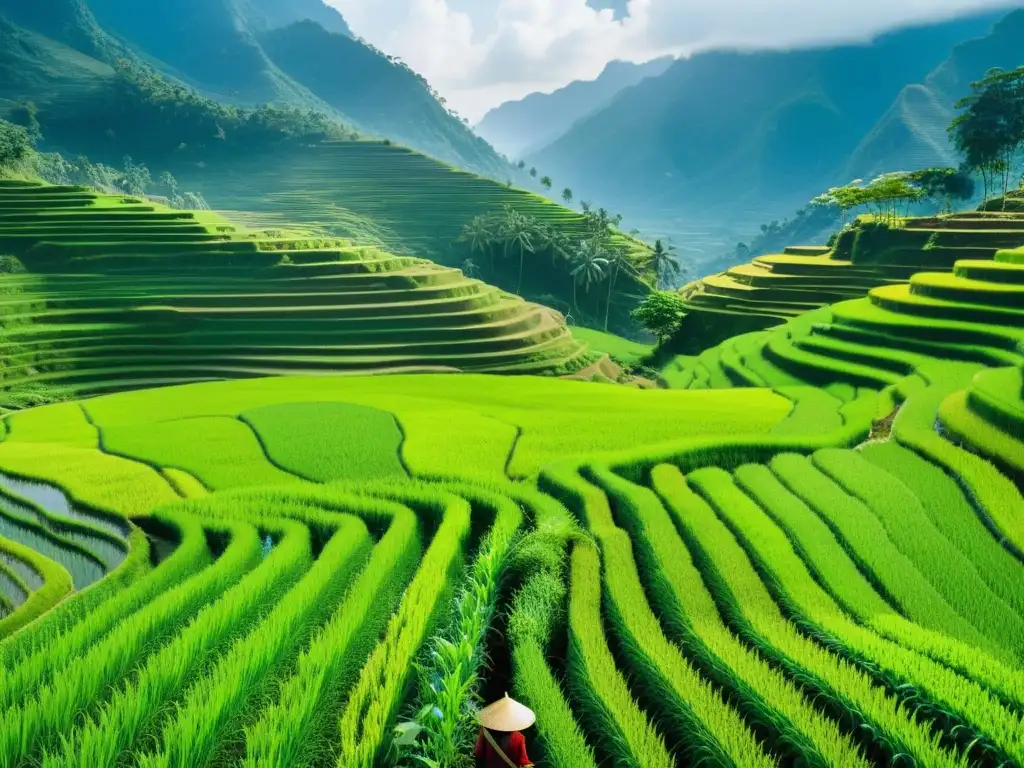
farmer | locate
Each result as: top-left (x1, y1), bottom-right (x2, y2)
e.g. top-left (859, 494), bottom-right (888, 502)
top-left (474, 693), bottom-right (535, 768)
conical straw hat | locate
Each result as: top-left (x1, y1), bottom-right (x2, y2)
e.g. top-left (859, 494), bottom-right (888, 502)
top-left (477, 693), bottom-right (536, 732)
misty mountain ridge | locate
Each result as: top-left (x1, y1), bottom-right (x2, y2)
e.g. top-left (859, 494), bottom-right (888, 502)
top-left (521, 8), bottom-right (1016, 259)
top-left (475, 56), bottom-right (674, 159)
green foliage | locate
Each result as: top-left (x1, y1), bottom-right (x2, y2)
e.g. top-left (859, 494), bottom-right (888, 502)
top-left (908, 167), bottom-right (975, 212)
top-left (40, 57), bottom-right (344, 161)
top-left (0, 119), bottom-right (34, 172)
top-left (949, 65), bottom-right (1024, 203)
top-left (631, 291), bottom-right (687, 342)
top-left (0, 163), bottom-right (1023, 768)
top-left (813, 172), bottom-right (925, 226)
top-left (392, 487), bottom-right (522, 767)
top-left (454, 203), bottom-right (649, 332)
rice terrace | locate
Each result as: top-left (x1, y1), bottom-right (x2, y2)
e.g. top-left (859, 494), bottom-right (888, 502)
top-left (0, 1), bottom-right (1022, 767)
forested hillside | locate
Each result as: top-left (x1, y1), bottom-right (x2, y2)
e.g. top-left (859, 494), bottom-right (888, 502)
top-left (0, 0), bottom-right (509, 177)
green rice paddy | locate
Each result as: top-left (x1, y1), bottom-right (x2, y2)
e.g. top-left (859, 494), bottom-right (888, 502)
top-left (175, 140), bottom-right (631, 261)
top-left (0, 179), bottom-right (591, 406)
top-left (679, 212), bottom-right (1024, 347)
top-left (0, 181), bottom-right (1021, 767)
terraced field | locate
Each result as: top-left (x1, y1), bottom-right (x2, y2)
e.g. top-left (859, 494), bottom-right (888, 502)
top-left (2, 169), bottom-right (1024, 768)
top-left (0, 180), bottom-right (589, 404)
top-left (175, 140), bottom-right (640, 261)
top-left (677, 208), bottom-right (1024, 349)
top-left (0, 197), bottom-right (1021, 765)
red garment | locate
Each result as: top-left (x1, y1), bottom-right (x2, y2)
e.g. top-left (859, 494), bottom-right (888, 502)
top-left (475, 729), bottom-right (532, 767)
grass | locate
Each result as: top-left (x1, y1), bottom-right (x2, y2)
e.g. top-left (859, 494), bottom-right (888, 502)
top-left (568, 327), bottom-right (653, 367)
top-left (0, 182), bottom-right (590, 402)
top-left (241, 402), bottom-right (407, 483)
top-left (0, 207), bottom-right (1021, 767)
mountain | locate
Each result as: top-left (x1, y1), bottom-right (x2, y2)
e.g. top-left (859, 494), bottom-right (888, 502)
top-left (259, 21), bottom-right (504, 176)
top-left (0, 0), bottom-right (509, 177)
top-left (846, 10), bottom-right (1024, 180)
top-left (241, 0), bottom-right (351, 36)
top-left (475, 57), bottom-right (674, 158)
top-left (525, 10), bottom-right (1009, 258)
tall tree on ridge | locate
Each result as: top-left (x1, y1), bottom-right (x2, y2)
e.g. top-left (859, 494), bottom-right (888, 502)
top-left (950, 66), bottom-right (1024, 205)
top-left (570, 238), bottom-right (609, 312)
top-left (562, 188), bottom-right (573, 204)
top-left (603, 247), bottom-right (639, 332)
top-left (458, 214), bottom-right (497, 270)
top-left (648, 239), bottom-right (683, 290)
top-left (500, 208), bottom-right (535, 293)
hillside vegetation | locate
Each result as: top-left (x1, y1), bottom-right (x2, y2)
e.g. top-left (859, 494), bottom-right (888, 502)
top-left (674, 202), bottom-right (1024, 351)
top-left (0, 215), bottom-right (1019, 766)
top-left (0, 5), bottom-right (1022, 766)
top-left (0, 0), bottom-right (509, 178)
top-left (175, 140), bottom-right (653, 333)
top-left (0, 179), bottom-right (591, 408)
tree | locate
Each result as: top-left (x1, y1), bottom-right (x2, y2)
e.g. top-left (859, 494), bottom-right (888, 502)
top-left (812, 181), bottom-right (869, 226)
top-left (949, 66), bottom-right (1024, 204)
top-left (120, 155), bottom-right (152, 196)
top-left (457, 214), bottom-right (497, 270)
top-left (0, 119), bottom-right (34, 171)
top-left (11, 102), bottom-right (41, 143)
top-left (529, 167), bottom-right (538, 178)
top-left (540, 176), bottom-right (552, 190)
top-left (863, 172), bottom-right (924, 224)
top-left (647, 239), bottom-right (683, 289)
top-left (535, 224), bottom-right (571, 268)
top-left (158, 171), bottom-right (180, 199)
top-left (631, 291), bottom-right (687, 343)
top-left (580, 200), bottom-right (592, 213)
top-left (499, 207), bottom-right (535, 293)
top-left (602, 247), bottom-right (639, 331)
top-left (570, 238), bottom-right (609, 311)
top-left (517, 160), bottom-right (526, 170)
top-left (908, 167), bottom-right (975, 213)
top-left (562, 188), bottom-right (573, 203)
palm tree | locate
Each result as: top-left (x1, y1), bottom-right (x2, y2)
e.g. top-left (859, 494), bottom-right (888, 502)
top-left (580, 200), bottom-right (592, 213)
top-left (458, 215), bottom-right (496, 271)
top-left (529, 167), bottom-right (538, 178)
top-left (536, 225), bottom-right (571, 269)
top-left (570, 238), bottom-right (610, 312)
top-left (540, 176), bottom-right (553, 190)
top-left (603, 247), bottom-right (640, 331)
top-left (648, 239), bottom-right (683, 289)
top-left (499, 208), bottom-right (536, 293)
top-left (562, 188), bottom-right (573, 204)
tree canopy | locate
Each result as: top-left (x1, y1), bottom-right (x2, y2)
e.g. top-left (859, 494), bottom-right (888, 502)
top-left (949, 66), bottom-right (1024, 203)
top-left (811, 167), bottom-right (973, 225)
top-left (631, 291), bottom-right (688, 343)
top-left (0, 119), bottom-right (34, 172)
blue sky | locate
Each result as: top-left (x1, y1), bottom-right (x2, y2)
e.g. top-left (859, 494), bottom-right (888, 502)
top-left (327, 0), bottom-right (1019, 121)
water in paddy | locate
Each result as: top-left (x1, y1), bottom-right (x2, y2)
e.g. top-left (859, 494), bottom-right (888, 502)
top-left (0, 473), bottom-right (130, 588)
top-left (0, 471), bottom-right (130, 539)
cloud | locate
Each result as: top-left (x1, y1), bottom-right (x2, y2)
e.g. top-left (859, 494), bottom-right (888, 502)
top-left (326, 0), bottom-right (1017, 120)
